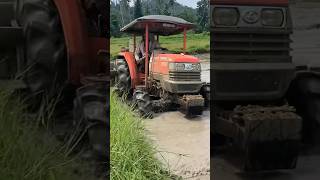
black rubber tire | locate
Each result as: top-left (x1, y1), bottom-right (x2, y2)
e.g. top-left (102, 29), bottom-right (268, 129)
top-left (73, 83), bottom-right (109, 159)
top-left (287, 72), bottom-right (320, 144)
top-left (15, 0), bottom-right (67, 93)
top-left (133, 90), bottom-right (153, 118)
top-left (201, 84), bottom-right (210, 108)
top-left (115, 58), bottom-right (131, 96)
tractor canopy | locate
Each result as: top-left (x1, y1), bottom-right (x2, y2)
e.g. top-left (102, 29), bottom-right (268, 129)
top-left (211, 0), bottom-right (288, 6)
top-left (120, 15), bottom-right (194, 36)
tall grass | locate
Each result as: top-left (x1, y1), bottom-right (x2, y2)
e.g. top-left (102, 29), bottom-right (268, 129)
top-left (0, 90), bottom-right (94, 180)
top-left (110, 32), bottom-right (210, 59)
top-left (110, 92), bottom-right (172, 180)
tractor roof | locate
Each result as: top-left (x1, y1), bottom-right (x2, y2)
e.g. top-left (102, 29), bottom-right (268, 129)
top-left (120, 15), bottom-right (194, 36)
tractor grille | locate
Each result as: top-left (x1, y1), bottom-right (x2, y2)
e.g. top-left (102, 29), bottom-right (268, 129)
top-left (212, 31), bottom-right (292, 62)
top-left (169, 71), bottom-right (201, 81)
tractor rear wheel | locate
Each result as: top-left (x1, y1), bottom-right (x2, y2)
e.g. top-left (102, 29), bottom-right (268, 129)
top-left (133, 90), bottom-right (153, 118)
top-left (15, 0), bottom-right (67, 94)
top-left (115, 58), bottom-right (131, 96)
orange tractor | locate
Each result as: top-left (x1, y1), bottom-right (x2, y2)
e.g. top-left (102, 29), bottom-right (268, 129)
top-left (113, 15), bottom-right (210, 117)
top-left (0, 0), bottom-right (108, 159)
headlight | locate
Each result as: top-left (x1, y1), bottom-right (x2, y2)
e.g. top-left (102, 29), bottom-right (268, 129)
top-left (261, 9), bottom-right (284, 27)
top-left (213, 7), bottom-right (239, 26)
top-left (169, 63), bottom-right (201, 72)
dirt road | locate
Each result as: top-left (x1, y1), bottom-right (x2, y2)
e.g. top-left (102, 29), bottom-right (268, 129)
top-left (212, 2), bottom-right (320, 180)
top-left (145, 55), bottom-right (210, 179)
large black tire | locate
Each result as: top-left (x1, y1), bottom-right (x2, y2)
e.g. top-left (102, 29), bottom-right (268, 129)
top-left (115, 58), bottom-right (131, 96)
top-left (133, 90), bottom-right (153, 118)
top-left (73, 83), bottom-right (109, 159)
top-left (287, 71), bottom-right (320, 144)
top-left (201, 84), bottom-right (210, 108)
top-left (15, 0), bottom-right (67, 93)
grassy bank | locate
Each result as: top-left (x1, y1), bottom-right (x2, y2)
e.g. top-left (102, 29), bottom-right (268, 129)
top-left (110, 92), bottom-right (171, 180)
top-left (0, 90), bottom-right (94, 180)
top-left (111, 32), bottom-right (210, 59)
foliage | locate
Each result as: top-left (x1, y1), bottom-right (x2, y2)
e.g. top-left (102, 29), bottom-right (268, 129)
top-left (110, 0), bottom-right (208, 37)
top-left (134, 0), bottom-right (143, 18)
top-left (196, 0), bottom-right (209, 32)
top-left (0, 90), bottom-right (94, 180)
top-left (110, 92), bottom-right (172, 180)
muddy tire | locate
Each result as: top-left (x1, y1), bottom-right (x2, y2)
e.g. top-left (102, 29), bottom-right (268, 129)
top-left (73, 83), bottom-right (109, 158)
top-left (287, 71), bottom-right (320, 144)
top-left (15, 0), bottom-right (67, 93)
top-left (115, 58), bottom-right (131, 96)
top-left (201, 84), bottom-right (210, 108)
top-left (133, 90), bottom-right (153, 118)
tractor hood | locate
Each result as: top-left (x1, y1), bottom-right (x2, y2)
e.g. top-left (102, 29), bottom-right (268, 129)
top-left (156, 53), bottom-right (200, 63)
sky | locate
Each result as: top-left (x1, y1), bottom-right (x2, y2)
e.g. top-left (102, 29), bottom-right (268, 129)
top-left (176, 0), bottom-right (197, 8)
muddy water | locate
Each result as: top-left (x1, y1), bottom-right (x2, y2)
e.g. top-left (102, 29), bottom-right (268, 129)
top-left (145, 110), bottom-right (210, 179)
top-left (145, 59), bottom-right (211, 179)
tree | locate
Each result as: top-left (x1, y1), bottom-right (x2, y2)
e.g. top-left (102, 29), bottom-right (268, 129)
top-left (134, 0), bottom-right (143, 18)
top-left (144, 0), bottom-right (150, 15)
top-left (169, 0), bottom-right (175, 15)
top-left (119, 0), bottom-right (131, 27)
top-left (178, 9), bottom-right (197, 24)
top-left (196, 0), bottom-right (209, 32)
top-left (155, 0), bottom-right (163, 14)
top-left (163, 2), bottom-right (171, 16)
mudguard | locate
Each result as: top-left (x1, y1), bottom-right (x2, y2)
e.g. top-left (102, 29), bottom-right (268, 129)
top-left (118, 52), bottom-right (138, 88)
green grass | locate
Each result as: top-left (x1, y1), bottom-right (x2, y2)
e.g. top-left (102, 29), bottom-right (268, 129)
top-left (111, 32), bottom-right (210, 59)
top-left (0, 90), bottom-right (94, 180)
top-left (110, 92), bottom-right (172, 180)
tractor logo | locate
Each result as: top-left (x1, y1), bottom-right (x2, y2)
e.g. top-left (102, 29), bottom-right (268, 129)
top-left (243, 10), bottom-right (259, 24)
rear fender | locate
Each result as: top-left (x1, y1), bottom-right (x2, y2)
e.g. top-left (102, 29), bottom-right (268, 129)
top-left (118, 52), bottom-right (138, 88)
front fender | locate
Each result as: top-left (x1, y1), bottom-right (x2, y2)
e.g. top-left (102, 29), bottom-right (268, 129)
top-left (118, 52), bottom-right (138, 88)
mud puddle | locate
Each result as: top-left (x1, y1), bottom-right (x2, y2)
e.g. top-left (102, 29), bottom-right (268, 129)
top-left (145, 59), bottom-right (211, 179)
top-left (145, 110), bottom-right (210, 179)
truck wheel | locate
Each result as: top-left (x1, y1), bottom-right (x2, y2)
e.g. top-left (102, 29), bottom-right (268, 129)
top-left (73, 83), bottom-right (109, 158)
top-left (133, 90), bottom-right (153, 118)
top-left (15, 0), bottom-right (67, 93)
top-left (115, 58), bottom-right (131, 96)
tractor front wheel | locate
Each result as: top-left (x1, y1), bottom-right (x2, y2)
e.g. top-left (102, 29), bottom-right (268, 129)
top-left (133, 90), bottom-right (153, 118)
